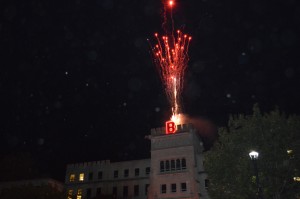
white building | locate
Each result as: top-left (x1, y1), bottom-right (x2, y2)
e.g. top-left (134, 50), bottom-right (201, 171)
top-left (65, 123), bottom-right (209, 199)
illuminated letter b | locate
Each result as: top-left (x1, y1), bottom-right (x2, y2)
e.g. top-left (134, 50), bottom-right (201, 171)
top-left (166, 121), bottom-right (176, 134)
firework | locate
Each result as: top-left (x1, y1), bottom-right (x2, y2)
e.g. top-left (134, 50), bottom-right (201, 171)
top-left (150, 0), bottom-right (191, 125)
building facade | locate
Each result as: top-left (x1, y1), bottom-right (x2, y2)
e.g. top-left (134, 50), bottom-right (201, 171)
top-left (65, 123), bottom-right (209, 199)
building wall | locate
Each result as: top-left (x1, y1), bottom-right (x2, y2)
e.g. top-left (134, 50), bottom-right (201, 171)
top-left (65, 159), bottom-right (150, 199)
top-left (148, 123), bottom-right (209, 199)
top-left (65, 123), bottom-right (209, 199)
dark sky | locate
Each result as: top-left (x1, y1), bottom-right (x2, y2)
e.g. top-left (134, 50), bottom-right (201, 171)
top-left (1, 0), bottom-right (299, 181)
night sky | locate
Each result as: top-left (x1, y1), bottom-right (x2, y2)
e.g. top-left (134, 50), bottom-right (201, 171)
top-left (1, 0), bottom-right (300, 181)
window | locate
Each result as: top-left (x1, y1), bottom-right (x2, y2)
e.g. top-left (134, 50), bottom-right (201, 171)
top-left (171, 160), bottom-right (175, 171)
top-left (176, 159), bottom-right (181, 170)
top-left (69, 174), bottom-right (75, 182)
top-left (86, 188), bottom-right (91, 199)
top-left (166, 160), bottom-right (170, 171)
top-left (67, 189), bottom-right (73, 199)
top-left (205, 179), bottom-right (209, 189)
top-left (171, 183), bottom-right (177, 192)
top-left (79, 173), bottom-right (84, 181)
top-left (161, 184), bottom-right (167, 194)
top-left (134, 185), bottom-right (139, 196)
top-left (123, 186), bottom-right (128, 197)
top-left (114, 170), bottom-right (118, 178)
top-left (181, 183), bottom-right (187, 192)
top-left (98, 171), bottom-right (103, 179)
top-left (96, 187), bottom-right (101, 196)
top-left (77, 189), bottom-right (82, 199)
top-left (145, 184), bottom-right (149, 195)
top-left (182, 158), bottom-right (186, 169)
top-left (124, 169), bottom-right (129, 177)
top-left (145, 167), bottom-right (150, 175)
top-left (88, 172), bottom-right (93, 181)
top-left (135, 168), bottom-right (140, 176)
top-left (113, 186), bottom-right (117, 196)
top-left (160, 161), bottom-right (165, 172)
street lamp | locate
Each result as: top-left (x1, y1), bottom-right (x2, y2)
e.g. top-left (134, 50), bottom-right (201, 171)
top-left (249, 151), bottom-right (263, 199)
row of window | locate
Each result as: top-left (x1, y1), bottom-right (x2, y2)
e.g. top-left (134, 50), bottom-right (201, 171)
top-left (161, 182), bottom-right (187, 194)
top-left (160, 158), bottom-right (186, 172)
top-left (68, 184), bottom-right (150, 199)
top-left (69, 167), bottom-right (150, 182)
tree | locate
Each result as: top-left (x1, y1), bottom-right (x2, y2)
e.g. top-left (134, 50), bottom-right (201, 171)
top-left (204, 105), bottom-right (300, 199)
top-left (0, 184), bottom-right (65, 199)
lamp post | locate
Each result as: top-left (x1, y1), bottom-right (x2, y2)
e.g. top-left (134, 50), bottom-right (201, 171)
top-left (249, 151), bottom-right (263, 199)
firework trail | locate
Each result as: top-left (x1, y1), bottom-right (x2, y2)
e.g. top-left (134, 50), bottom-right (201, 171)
top-left (150, 0), bottom-right (191, 124)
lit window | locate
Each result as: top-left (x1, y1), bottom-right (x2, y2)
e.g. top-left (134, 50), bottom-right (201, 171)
top-left (77, 189), bottom-right (82, 199)
top-left (294, 177), bottom-right (300, 182)
top-left (67, 189), bottom-right (73, 199)
top-left (79, 173), bottom-right (84, 181)
top-left (161, 184), bottom-right (167, 194)
top-left (124, 169), bottom-right (129, 177)
top-left (181, 183), bottom-right (187, 192)
top-left (171, 183), bottom-right (177, 192)
top-left (135, 168), bottom-right (140, 176)
top-left (145, 167), bottom-right (150, 175)
top-left (69, 174), bottom-right (75, 182)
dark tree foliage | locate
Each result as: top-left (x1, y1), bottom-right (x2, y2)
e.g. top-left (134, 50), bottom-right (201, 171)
top-left (0, 184), bottom-right (65, 199)
top-left (0, 152), bottom-right (39, 182)
top-left (205, 105), bottom-right (300, 199)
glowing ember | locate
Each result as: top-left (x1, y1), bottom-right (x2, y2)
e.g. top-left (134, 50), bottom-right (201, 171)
top-left (153, 31), bottom-right (191, 119)
top-left (150, 1), bottom-right (191, 125)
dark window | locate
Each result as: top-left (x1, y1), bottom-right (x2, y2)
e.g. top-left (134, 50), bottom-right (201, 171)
top-left (161, 184), bottom-right (167, 194)
top-left (134, 185), bottom-right (139, 196)
top-left (145, 184), bottom-right (149, 195)
top-left (171, 160), bottom-right (175, 171)
top-left (171, 183), bottom-right (177, 192)
top-left (113, 187), bottom-right (117, 196)
top-left (181, 183), bottom-right (187, 192)
top-left (182, 158), bottom-right (186, 169)
top-left (88, 172), bottom-right (93, 181)
top-left (176, 159), bottom-right (181, 170)
top-left (124, 169), bottom-right (129, 177)
top-left (145, 167), bottom-right (150, 175)
top-left (123, 186), bottom-right (128, 197)
top-left (166, 160), bottom-right (170, 171)
top-left (86, 188), bottom-right (92, 199)
top-left (135, 168), bottom-right (139, 176)
top-left (96, 187), bottom-right (101, 195)
top-left (160, 161), bottom-right (165, 172)
top-left (114, 170), bottom-right (118, 178)
top-left (205, 179), bottom-right (209, 189)
top-left (98, 171), bottom-right (103, 179)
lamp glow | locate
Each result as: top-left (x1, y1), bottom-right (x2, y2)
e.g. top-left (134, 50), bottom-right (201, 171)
top-left (249, 151), bottom-right (259, 159)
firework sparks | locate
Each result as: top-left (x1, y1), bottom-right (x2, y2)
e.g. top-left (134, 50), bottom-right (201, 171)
top-left (150, 0), bottom-right (191, 125)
